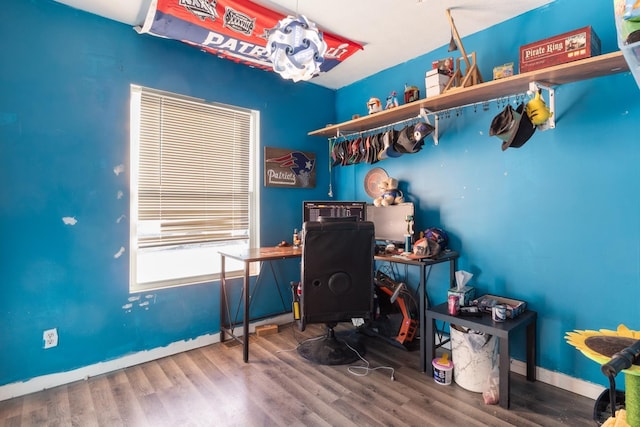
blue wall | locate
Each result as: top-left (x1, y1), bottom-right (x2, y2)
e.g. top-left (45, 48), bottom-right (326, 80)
top-left (332, 0), bottom-right (640, 387)
top-left (2, 0), bottom-right (638, 392)
top-left (0, 0), bottom-right (334, 385)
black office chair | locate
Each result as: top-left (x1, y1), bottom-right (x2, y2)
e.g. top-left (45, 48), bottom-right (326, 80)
top-left (293, 217), bottom-right (375, 365)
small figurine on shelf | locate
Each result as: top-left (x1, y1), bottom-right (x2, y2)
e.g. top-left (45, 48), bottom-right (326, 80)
top-left (404, 84), bottom-right (420, 103)
top-left (404, 214), bottom-right (414, 252)
top-left (385, 91), bottom-right (399, 110)
top-left (367, 97), bottom-right (382, 114)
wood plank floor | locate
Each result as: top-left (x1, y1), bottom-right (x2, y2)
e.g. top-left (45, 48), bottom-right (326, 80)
top-left (0, 323), bottom-right (597, 427)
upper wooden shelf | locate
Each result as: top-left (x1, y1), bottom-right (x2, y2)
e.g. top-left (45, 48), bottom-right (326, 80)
top-left (309, 51), bottom-right (629, 137)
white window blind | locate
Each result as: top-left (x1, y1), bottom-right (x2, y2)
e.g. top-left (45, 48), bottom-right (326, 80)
top-left (137, 90), bottom-right (251, 247)
top-left (130, 85), bottom-right (259, 291)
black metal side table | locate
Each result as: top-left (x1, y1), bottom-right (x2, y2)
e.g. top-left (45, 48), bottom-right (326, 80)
top-left (425, 302), bottom-right (537, 409)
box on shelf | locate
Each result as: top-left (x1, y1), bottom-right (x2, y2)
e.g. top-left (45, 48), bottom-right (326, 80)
top-left (519, 26), bottom-right (601, 73)
top-left (493, 62), bottom-right (514, 80)
top-left (432, 57), bottom-right (454, 76)
top-left (425, 69), bottom-right (450, 97)
top-left (448, 286), bottom-right (475, 307)
top-left (473, 294), bottom-right (527, 319)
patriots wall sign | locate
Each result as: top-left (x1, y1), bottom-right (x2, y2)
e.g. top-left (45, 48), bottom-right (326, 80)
top-left (264, 147), bottom-right (315, 188)
top-left (136, 0), bottom-right (363, 76)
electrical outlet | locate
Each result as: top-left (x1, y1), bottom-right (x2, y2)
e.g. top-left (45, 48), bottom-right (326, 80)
top-left (43, 328), bottom-right (58, 349)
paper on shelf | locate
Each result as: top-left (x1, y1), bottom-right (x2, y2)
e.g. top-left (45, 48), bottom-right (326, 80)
top-left (455, 270), bottom-right (473, 290)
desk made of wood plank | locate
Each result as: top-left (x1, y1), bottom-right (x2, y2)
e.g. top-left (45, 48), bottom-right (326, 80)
top-left (219, 246), bottom-right (301, 363)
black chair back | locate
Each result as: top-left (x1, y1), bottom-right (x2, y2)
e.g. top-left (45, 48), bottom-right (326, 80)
top-left (299, 220), bottom-right (375, 329)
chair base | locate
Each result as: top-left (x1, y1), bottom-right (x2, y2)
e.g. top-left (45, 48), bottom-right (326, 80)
top-left (297, 327), bottom-right (365, 365)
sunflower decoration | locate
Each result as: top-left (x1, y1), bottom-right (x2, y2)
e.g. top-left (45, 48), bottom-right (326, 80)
top-left (566, 324), bottom-right (640, 427)
top-left (566, 324), bottom-right (640, 375)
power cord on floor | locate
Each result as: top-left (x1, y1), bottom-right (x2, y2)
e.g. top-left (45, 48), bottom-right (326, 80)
top-left (277, 324), bottom-right (396, 382)
top-left (345, 340), bottom-right (396, 381)
top-left (274, 324), bottom-right (324, 355)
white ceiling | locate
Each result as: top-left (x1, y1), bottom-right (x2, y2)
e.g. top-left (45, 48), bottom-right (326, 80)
top-left (55, 0), bottom-right (554, 89)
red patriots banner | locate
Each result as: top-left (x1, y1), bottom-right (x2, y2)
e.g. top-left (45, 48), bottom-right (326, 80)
top-left (137, 0), bottom-right (363, 75)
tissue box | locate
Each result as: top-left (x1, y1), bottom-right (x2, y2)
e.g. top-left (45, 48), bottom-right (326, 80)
top-left (473, 294), bottom-right (527, 319)
top-left (519, 26), bottom-right (601, 73)
top-left (425, 69), bottom-right (450, 97)
top-left (448, 286), bottom-right (475, 307)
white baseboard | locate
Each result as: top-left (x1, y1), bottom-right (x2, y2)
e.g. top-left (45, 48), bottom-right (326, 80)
top-left (0, 313), bottom-right (292, 402)
top-left (1, 314), bottom-right (603, 403)
top-left (510, 359), bottom-right (603, 400)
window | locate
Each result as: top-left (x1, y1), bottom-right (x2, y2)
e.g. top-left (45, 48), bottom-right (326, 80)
top-left (129, 85), bottom-right (260, 292)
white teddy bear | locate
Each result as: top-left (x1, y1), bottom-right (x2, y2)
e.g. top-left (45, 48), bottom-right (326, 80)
top-left (373, 177), bottom-right (404, 207)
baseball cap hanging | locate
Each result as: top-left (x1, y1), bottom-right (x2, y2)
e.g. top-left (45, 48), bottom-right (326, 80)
top-left (378, 129), bottom-right (402, 160)
top-left (370, 133), bottom-right (382, 164)
top-left (413, 122), bottom-right (435, 142)
top-left (489, 103), bottom-right (536, 151)
top-left (395, 122), bottom-right (434, 154)
top-left (365, 135), bottom-right (375, 164)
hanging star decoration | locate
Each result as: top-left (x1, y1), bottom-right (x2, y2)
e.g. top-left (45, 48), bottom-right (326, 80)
top-left (266, 15), bottom-right (327, 82)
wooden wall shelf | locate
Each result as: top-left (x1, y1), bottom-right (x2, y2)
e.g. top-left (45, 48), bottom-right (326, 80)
top-left (309, 51), bottom-right (629, 137)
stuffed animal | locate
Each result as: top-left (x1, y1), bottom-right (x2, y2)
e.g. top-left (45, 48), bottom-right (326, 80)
top-left (373, 177), bottom-right (404, 207)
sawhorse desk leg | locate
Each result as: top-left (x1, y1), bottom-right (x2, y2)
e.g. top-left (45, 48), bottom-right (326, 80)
top-left (219, 255), bottom-right (252, 363)
top-left (220, 255), bottom-right (227, 343)
top-left (242, 261), bottom-right (250, 363)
